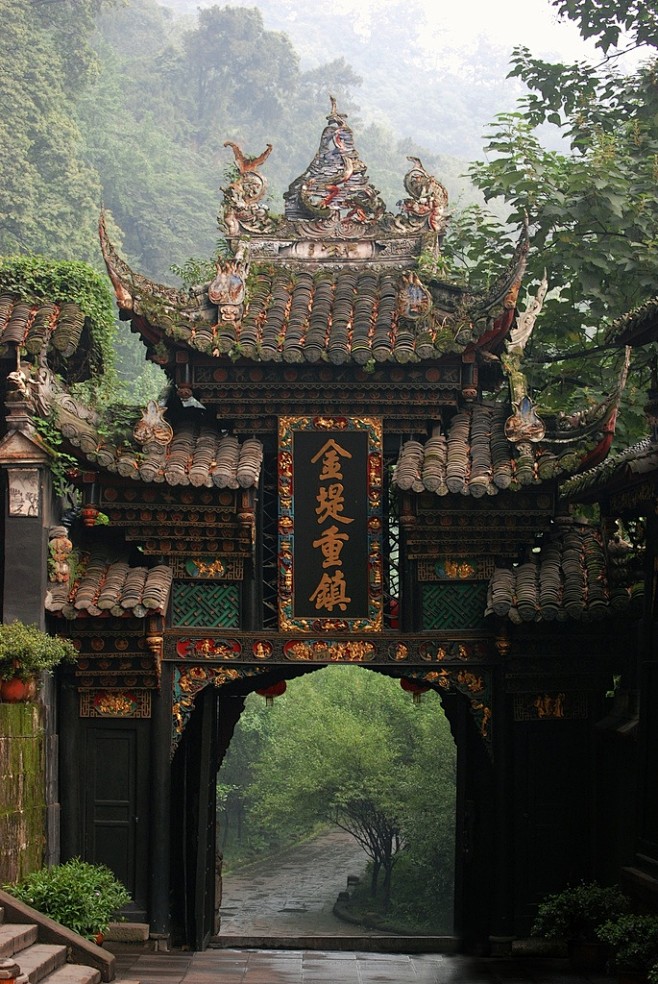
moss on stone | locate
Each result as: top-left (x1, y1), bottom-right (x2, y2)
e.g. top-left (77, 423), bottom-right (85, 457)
top-left (0, 704), bottom-right (46, 884)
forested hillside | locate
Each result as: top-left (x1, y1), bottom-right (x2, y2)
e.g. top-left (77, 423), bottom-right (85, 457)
top-left (159, 0), bottom-right (526, 161)
top-left (0, 0), bottom-right (483, 283)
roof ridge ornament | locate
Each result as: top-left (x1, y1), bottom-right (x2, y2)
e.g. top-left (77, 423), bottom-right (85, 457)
top-left (133, 400), bottom-right (174, 449)
top-left (283, 95), bottom-right (386, 226)
top-left (208, 249), bottom-right (249, 326)
top-left (218, 98), bottom-right (450, 267)
top-left (220, 142), bottom-right (276, 238)
top-left (502, 272), bottom-right (549, 443)
top-left (397, 157), bottom-right (449, 234)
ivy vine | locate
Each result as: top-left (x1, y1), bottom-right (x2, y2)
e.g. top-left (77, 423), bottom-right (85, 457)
top-left (32, 413), bottom-right (80, 499)
top-left (0, 255), bottom-right (117, 377)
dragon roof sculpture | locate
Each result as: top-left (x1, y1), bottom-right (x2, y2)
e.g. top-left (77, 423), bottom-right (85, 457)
top-left (98, 100), bottom-right (530, 381)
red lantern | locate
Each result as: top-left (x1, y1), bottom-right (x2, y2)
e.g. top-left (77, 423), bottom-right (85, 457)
top-left (256, 680), bottom-right (287, 706)
top-left (400, 677), bottom-right (430, 705)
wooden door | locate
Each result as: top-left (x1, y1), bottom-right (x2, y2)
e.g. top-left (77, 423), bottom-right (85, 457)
top-left (83, 722), bottom-right (150, 919)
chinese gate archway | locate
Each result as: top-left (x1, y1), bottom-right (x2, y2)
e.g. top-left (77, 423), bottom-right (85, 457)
top-left (0, 101), bottom-right (642, 953)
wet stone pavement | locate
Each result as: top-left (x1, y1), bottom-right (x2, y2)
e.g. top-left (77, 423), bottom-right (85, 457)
top-left (218, 829), bottom-right (380, 938)
top-left (113, 949), bottom-right (610, 983)
top-left (112, 830), bottom-right (610, 982)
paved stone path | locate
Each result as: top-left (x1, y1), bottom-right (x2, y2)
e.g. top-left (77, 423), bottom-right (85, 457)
top-left (114, 950), bottom-right (609, 983)
top-left (218, 828), bottom-right (378, 937)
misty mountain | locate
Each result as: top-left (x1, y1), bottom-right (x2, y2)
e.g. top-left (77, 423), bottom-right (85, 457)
top-left (157, 0), bottom-right (527, 160)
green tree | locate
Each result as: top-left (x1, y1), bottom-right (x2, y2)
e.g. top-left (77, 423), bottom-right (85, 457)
top-left (446, 1), bottom-right (658, 440)
top-left (217, 696), bottom-right (276, 857)
top-left (0, 0), bottom-right (105, 261)
top-left (168, 6), bottom-right (300, 157)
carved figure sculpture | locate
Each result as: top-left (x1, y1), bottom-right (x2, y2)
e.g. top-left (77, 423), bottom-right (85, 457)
top-left (397, 157), bottom-right (449, 234)
top-left (220, 141), bottom-right (275, 237)
top-left (208, 255), bottom-right (249, 324)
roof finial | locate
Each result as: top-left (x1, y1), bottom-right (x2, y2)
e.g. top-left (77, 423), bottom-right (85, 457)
top-left (327, 94), bottom-right (345, 123)
top-left (223, 141), bottom-right (272, 175)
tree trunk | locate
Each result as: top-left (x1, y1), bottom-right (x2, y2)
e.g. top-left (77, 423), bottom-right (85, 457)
top-left (370, 860), bottom-right (381, 896)
top-left (382, 859), bottom-right (393, 910)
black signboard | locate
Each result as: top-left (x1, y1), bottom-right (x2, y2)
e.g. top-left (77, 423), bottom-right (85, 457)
top-left (278, 416), bottom-right (383, 632)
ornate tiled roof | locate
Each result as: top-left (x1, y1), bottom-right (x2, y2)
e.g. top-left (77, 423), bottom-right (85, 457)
top-left (99, 100), bottom-right (530, 377)
top-left (391, 393), bottom-right (624, 497)
top-left (100, 219), bottom-right (528, 367)
top-left (486, 523), bottom-right (643, 622)
top-left (605, 295), bottom-right (658, 346)
top-left (52, 395), bottom-right (263, 488)
top-left (0, 293), bottom-right (93, 381)
top-left (46, 554), bottom-right (172, 619)
top-left (0, 294), bottom-right (86, 357)
top-left (561, 437), bottom-right (658, 501)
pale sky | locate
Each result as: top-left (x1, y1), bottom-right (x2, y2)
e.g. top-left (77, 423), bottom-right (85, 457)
top-left (197, 0), bottom-right (602, 63)
top-left (190, 0), bottom-right (642, 156)
top-left (414, 0), bottom-right (600, 61)
top-left (324, 0), bottom-right (599, 61)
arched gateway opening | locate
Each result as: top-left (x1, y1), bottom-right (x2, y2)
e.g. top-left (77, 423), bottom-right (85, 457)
top-left (215, 666), bottom-right (457, 939)
top-left (168, 665), bottom-right (487, 951)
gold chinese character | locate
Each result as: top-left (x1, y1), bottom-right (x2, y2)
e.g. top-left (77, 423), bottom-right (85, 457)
top-left (311, 439), bottom-right (352, 481)
top-left (312, 524), bottom-right (350, 568)
top-left (309, 570), bottom-right (351, 611)
top-left (315, 483), bottom-right (354, 524)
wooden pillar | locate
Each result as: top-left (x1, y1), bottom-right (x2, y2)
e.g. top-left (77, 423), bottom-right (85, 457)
top-left (448, 690), bottom-right (495, 952)
top-left (624, 507), bottom-right (658, 899)
top-left (0, 448), bottom-right (52, 627)
top-left (149, 662), bottom-right (173, 940)
top-left (489, 667), bottom-right (515, 952)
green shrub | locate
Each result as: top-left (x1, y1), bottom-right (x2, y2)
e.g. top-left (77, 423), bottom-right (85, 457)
top-left (596, 914), bottom-right (658, 973)
top-left (5, 858), bottom-right (131, 940)
top-left (0, 621), bottom-right (78, 681)
top-left (531, 882), bottom-right (630, 942)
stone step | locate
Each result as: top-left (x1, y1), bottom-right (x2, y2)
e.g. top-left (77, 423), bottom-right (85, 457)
top-left (13, 943), bottom-right (67, 983)
top-left (105, 923), bottom-right (149, 944)
top-left (0, 923), bottom-right (38, 957)
top-left (41, 965), bottom-right (102, 984)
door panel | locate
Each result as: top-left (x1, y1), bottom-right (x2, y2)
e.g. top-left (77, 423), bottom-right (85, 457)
top-left (84, 723), bottom-right (150, 917)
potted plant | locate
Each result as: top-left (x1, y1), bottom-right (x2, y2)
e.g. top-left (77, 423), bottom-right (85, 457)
top-left (5, 858), bottom-right (131, 942)
top-left (531, 881), bottom-right (630, 971)
top-left (0, 620), bottom-right (77, 701)
top-left (648, 963), bottom-right (658, 984)
top-left (596, 914), bottom-right (658, 983)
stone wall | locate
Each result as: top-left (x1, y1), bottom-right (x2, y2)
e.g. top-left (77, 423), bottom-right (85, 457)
top-left (0, 703), bottom-right (46, 884)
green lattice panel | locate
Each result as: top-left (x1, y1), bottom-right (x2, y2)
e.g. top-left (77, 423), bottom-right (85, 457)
top-left (422, 582), bottom-right (488, 630)
top-left (172, 582), bottom-right (240, 628)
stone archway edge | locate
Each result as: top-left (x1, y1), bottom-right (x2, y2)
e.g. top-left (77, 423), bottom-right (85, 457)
top-left (170, 661), bottom-right (493, 759)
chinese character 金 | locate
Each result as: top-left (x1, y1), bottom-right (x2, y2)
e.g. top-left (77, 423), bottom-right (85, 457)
top-left (311, 439), bottom-right (352, 481)
top-left (309, 571), bottom-right (352, 612)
